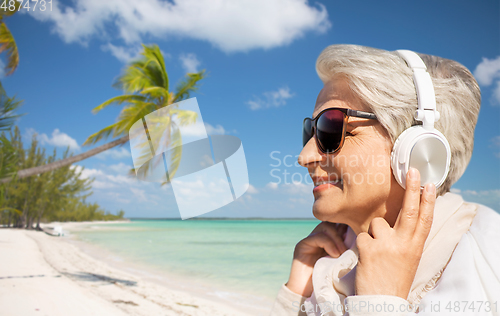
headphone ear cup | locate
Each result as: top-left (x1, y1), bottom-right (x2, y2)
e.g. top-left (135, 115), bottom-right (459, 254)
top-left (391, 128), bottom-right (412, 189)
top-left (391, 126), bottom-right (451, 190)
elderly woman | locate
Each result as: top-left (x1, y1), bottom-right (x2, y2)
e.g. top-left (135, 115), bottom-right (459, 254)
top-left (270, 45), bottom-right (500, 316)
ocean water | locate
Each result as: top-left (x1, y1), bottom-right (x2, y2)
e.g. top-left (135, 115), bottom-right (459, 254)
top-left (74, 219), bottom-right (321, 300)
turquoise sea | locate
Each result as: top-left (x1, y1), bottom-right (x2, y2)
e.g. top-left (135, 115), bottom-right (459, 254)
top-left (73, 219), bottom-right (321, 301)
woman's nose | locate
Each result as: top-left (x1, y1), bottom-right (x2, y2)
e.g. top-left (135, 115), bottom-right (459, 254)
top-left (298, 137), bottom-right (323, 167)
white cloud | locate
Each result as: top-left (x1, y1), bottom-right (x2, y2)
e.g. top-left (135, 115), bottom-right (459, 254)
top-left (130, 187), bottom-right (147, 202)
top-left (283, 181), bottom-right (312, 195)
top-left (106, 173), bottom-right (138, 186)
top-left (171, 175), bottom-right (234, 218)
top-left (27, 0), bottom-right (330, 53)
top-left (450, 187), bottom-right (500, 211)
top-left (180, 120), bottom-right (208, 137)
top-left (105, 192), bottom-right (131, 204)
top-left (264, 181), bottom-right (312, 195)
top-left (96, 147), bottom-right (131, 160)
top-left (199, 154), bottom-right (214, 168)
top-left (247, 86), bottom-right (294, 110)
top-left (101, 43), bottom-right (141, 63)
top-left (181, 121), bottom-right (231, 137)
top-left (70, 165), bottom-right (116, 189)
top-left (492, 136), bottom-right (500, 147)
top-left (108, 162), bottom-right (133, 174)
top-left (474, 56), bottom-right (500, 86)
top-left (179, 53), bottom-right (200, 73)
top-left (79, 168), bottom-right (104, 179)
top-left (205, 123), bottom-right (227, 135)
top-left (72, 164), bottom-right (138, 186)
top-left (35, 128), bottom-right (80, 150)
top-left (266, 182), bottom-right (279, 190)
top-left (247, 184), bottom-right (258, 194)
top-left (491, 136), bottom-right (500, 158)
top-left (93, 180), bottom-right (117, 189)
top-left (462, 189), bottom-right (500, 211)
top-left (71, 165), bottom-right (105, 180)
top-left (69, 165), bottom-right (173, 214)
top-left (494, 81), bottom-right (500, 105)
top-left (474, 56), bottom-right (500, 104)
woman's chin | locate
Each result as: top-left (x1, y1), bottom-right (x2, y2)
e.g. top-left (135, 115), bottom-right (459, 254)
top-left (312, 199), bottom-right (343, 222)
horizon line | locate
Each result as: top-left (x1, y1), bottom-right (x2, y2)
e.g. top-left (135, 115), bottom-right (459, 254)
top-left (126, 217), bottom-right (318, 220)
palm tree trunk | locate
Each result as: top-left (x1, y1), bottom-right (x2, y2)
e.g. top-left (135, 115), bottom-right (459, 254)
top-left (0, 135), bottom-right (130, 184)
top-left (20, 183), bottom-right (29, 228)
top-left (35, 206), bottom-right (43, 231)
top-left (36, 199), bottom-right (46, 231)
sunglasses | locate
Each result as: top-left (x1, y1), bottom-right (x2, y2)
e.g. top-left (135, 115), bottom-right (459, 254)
top-left (303, 108), bottom-right (377, 153)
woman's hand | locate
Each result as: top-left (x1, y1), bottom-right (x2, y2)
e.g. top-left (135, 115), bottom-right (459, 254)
top-left (355, 168), bottom-right (436, 299)
top-left (286, 221), bottom-right (348, 297)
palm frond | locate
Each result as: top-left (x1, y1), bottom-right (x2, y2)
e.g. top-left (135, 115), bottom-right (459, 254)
top-left (113, 44), bottom-right (169, 94)
top-left (0, 82), bottom-right (23, 130)
top-left (142, 44), bottom-right (169, 90)
top-left (85, 43), bottom-right (206, 167)
top-left (0, 22), bottom-right (19, 75)
top-left (113, 64), bottom-right (151, 93)
top-left (113, 102), bottom-right (158, 136)
top-left (173, 70), bottom-right (206, 103)
top-left (83, 122), bottom-right (121, 146)
top-left (170, 109), bottom-right (198, 126)
top-left (140, 86), bottom-right (169, 101)
top-left (92, 94), bottom-right (147, 114)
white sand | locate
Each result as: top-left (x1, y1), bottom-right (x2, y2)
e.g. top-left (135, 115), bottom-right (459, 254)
top-left (0, 224), bottom-right (273, 315)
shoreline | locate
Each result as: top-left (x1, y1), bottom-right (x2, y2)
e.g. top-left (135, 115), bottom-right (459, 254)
top-left (0, 221), bottom-right (274, 315)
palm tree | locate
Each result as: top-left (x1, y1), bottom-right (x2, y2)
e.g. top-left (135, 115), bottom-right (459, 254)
top-left (0, 44), bottom-right (206, 184)
top-left (0, 2), bottom-right (21, 75)
top-left (0, 82), bottom-right (23, 131)
top-left (0, 2), bottom-right (22, 180)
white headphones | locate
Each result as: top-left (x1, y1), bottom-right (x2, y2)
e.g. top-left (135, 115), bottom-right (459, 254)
top-left (390, 50), bottom-right (451, 189)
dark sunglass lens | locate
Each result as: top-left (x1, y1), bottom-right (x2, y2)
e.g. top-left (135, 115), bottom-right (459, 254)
top-left (303, 118), bottom-right (313, 147)
top-left (316, 110), bottom-right (344, 152)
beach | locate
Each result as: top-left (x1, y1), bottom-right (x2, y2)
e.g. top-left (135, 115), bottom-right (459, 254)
top-left (0, 222), bottom-right (275, 316)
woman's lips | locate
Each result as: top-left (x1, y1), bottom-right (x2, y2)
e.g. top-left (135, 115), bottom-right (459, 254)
top-left (313, 180), bottom-right (342, 193)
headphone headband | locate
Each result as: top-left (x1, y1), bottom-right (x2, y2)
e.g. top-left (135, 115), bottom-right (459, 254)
top-left (391, 49), bottom-right (451, 190)
top-left (396, 50), bottom-right (440, 130)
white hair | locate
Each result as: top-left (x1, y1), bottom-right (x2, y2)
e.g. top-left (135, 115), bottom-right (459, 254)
top-left (316, 44), bottom-right (481, 196)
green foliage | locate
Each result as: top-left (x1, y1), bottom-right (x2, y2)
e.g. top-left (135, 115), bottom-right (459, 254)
top-left (0, 127), bottom-right (124, 228)
top-left (0, 22), bottom-right (17, 75)
top-left (47, 199), bottom-right (125, 222)
top-left (0, 132), bottom-right (16, 179)
top-left (0, 81), bottom-right (23, 131)
top-left (84, 43), bottom-right (206, 148)
top-left (84, 44), bottom-right (206, 184)
top-left (0, 1), bottom-right (21, 75)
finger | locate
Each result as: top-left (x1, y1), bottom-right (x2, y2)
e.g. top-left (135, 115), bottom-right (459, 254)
top-left (307, 232), bottom-right (342, 258)
top-left (311, 222), bottom-right (348, 253)
top-left (367, 217), bottom-right (392, 239)
top-left (356, 231), bottom-right (373, 250)
top-left (394, 168), bottom-right (421, 238)
top-left (413, 183), bottom-right (436, 245)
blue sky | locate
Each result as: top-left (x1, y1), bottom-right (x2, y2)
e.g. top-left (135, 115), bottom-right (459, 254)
top-left (3, 0), bottom-right (499, 218)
